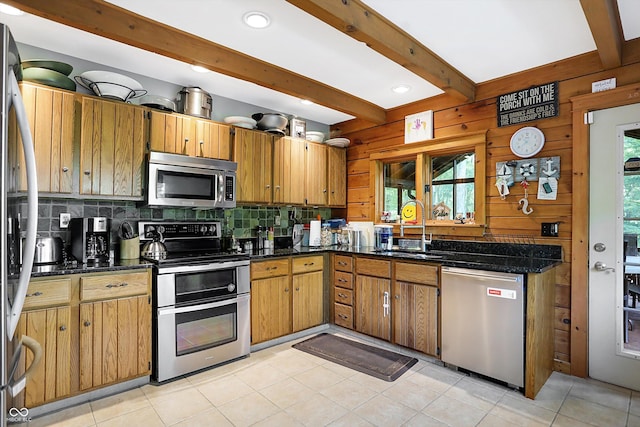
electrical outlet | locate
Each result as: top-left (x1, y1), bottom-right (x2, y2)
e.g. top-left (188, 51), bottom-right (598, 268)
top-left (274, 215), bottom-right (281, 226)
top-left (541, 222), bottom-right (559, 237)
top-left (60, 213), bottom-right (71, 229)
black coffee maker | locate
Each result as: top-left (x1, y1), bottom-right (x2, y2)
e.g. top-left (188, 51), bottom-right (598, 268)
top-left (70, 217), bottom-right (111, 264)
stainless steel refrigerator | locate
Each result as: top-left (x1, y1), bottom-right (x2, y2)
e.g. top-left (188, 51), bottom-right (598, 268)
top-left (0, 23), bottom-right (42, 425)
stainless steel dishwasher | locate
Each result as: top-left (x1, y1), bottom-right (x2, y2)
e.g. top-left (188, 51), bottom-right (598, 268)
top-left (441, 266), bottom-right (525, 387)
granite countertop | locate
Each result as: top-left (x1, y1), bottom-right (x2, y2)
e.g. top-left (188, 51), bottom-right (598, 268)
top-left (249, 243), bottom-right (562, 274)
top-left (28, 259), bottom-right (153, 278)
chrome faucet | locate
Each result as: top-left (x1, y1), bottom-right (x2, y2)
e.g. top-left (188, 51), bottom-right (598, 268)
top-left (400, 199), bottom-right (432, 252)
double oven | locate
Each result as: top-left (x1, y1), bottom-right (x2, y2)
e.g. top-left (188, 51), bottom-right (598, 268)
top-left (139, 221), bottom-right (250, 382)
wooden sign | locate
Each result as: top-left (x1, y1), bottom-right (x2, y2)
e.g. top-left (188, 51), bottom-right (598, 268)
top-left (497, 82), bottom-right (559, 127)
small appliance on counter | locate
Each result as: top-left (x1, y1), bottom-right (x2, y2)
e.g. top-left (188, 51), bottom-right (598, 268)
top-left (176, 86), bottom-right (212, 119)
top-left (70, 217), bottom-right (111, 264)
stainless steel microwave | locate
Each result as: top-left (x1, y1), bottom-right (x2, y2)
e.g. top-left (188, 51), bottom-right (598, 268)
top-left (144, 151), bottom-right (236, 209)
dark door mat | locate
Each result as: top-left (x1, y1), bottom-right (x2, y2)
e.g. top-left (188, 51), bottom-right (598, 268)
top-left (292, 333), bottom-right (418, 382)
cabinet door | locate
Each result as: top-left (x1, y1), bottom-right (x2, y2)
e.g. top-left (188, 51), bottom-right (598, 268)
top-left (234, 128), bottom-right (273, 203)
top-left (15, 83), bottom-right (74, 193)
top-left (355, 275), bottom-right (391, 341)
top-left (305, 142), bottom-right (328, 206)
top-left (327, 146), bottom-right (346, 206)
top-left (273, 137), bottom-right (305, 204)
top-left (79, 295), bottom-right (151, 390)
top-left (293, 270), bottom-right (324, 332)
top-left (18, 306), bottom-right (71, 407)
top-left (80, 97), bottom-right (147, 196)
top-left (250, 276), bottom-right (291, 344)
top-left (393, 282), bottom-right (438, 356)
top-left (195, 119), bottom-right (232, 160)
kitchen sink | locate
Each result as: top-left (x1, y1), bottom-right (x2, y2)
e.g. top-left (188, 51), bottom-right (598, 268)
top-left (374, 249), bottom-right (443, 260)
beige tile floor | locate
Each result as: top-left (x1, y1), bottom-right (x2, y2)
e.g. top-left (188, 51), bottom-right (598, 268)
top-left (24, 333), bottom-right (640, 427)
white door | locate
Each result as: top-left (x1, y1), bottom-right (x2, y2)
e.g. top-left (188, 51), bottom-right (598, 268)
top-left (589, 102), bottom-right (640, 391)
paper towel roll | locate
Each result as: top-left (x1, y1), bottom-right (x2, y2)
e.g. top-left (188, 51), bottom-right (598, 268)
top-left (309, 220), bottom-right (321, 247)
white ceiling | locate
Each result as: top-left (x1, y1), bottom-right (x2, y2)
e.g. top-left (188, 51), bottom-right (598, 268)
top-left (2, 0), bottom-right (639, 125)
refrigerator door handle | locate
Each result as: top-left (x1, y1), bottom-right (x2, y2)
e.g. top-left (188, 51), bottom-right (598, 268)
top-left (6, 70), bottom-right (38, 339)
top-left (5, 335), bottom-right (42, 397)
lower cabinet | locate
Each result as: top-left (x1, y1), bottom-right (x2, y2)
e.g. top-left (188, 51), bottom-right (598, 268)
top-left (15, 270), bottom-right (151, 408)
top-left (251, 255), bottom-right (325, 344)
top-left (354, 257), bottom-right (392, 341)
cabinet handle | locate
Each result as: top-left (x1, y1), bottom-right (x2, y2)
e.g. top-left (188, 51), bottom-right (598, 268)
top-left (120, 282), bottom-right (128, 287)
top-left (275, 185), bottom-right (280, 190)
top-left (323, 189), bottom-right (327, 193)
top-left (84, 321), bottom-right (91, 327)
top-left (266, 184), bottom-right (271, 189)
top-left (84, 170), bottom-right (91, 175)
top-left (59, 325), bottom-right (66, 331)
top-left (25, 291), bottom-right (43, 297)
top-left (338, 293), bottom-right (347, 298)
top-left (106, 284), bottom-right (117, 288)
top-left (338, 278), bottom-right (347, 282)
top-left (304, 262), bottom-right (314, 266)
top-left (182, 138), bottom-right (189, 155)
top-left (62, 166), bottom-right (69, 172)
top-left (395, 295), bottom-right (400, 299)
top-left (338, 262), bottom-right (347, 266)
top-left (295, 287), bottom-right (300, 291)
top-left (383, 291), bottom-right (390, 317)
top-left (199, 141), bottom-right (204, 157)
top-left (338, 314), bottom-right (348, 320)
top-left (266, 266), bottom-right (278, 271)
top-left (284, 288), bottom-right (289, 292)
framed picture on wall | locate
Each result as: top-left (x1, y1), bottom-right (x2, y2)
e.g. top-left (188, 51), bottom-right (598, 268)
top-left (405, 110), bottom-right (434, 143)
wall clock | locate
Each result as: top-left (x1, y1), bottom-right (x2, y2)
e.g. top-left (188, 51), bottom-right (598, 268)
top-left (509, 126), bottom-right (545, 158)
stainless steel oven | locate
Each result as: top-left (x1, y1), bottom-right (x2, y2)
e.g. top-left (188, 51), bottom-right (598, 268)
top-left (154, 260), bottom-right (250, 382)
top-left (138, 221), bottom-right (250, 382)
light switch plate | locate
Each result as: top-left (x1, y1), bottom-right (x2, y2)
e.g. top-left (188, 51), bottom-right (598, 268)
top-left (60, 213), bottom-right (71, 229)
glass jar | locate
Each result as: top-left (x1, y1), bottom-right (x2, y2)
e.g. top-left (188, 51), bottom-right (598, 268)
top-left (321, 223), bottom-right (332, 247)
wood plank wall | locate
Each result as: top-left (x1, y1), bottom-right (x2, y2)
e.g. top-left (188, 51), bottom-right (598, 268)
top-left (331, 39), bottom-right (640, 374)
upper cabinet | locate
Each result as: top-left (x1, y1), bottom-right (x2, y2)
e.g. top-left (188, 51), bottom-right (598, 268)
top-left (79, 97), bottom-right (147, 197)
top-left (234, 127), bottom-right (274, 204)
top-left (13, 82), bottom-right (75, 194)
top-left (273, 136), bottom-right (305, 205)
top-left (149, 110), bottom-right (232, 160)
top-left (327, 146), bottom-right (347, 207)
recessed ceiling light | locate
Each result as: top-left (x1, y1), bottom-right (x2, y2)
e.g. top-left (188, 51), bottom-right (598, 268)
top-left (243, 12), bottom-right (270, 29)
top-left (191, 65), bottom-right (209, 73)
top-left (300, 99), bottom-right (314, 105)
top-left (392, 84), bottom-right (411, 94)
top-left (0, 3), bottom-right (24, 16)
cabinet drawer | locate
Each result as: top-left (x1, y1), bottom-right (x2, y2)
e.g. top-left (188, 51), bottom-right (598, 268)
top-left (251, 258), bottom-right (290, 279)
top-left (334, 255), bottom-right (353, 272)
top-left (80, 271), bottom-right (148, 301)
top-left (395, 262), bottom-right (439, 286)
top-left (292, 255), bottom-right (323, 274)
top-left (334, 287), bottom-right (353, 306)
top-left (334, 271), bottom-right (353, 290)
top-left (356, 257), bottom-right (391, 278)
top-left (23, 278), bottom-right (72, 309)
top-left (334, 303), bottom-right (353, 329)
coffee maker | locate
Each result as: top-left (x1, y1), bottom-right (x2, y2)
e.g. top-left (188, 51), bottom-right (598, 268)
top-left (70, 217), bottom-right (111, 264)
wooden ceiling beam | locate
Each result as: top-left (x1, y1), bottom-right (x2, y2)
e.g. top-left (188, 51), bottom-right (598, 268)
top-left (579, 0), bottom-right (623, 68)
top-left (286, 0), bottom-right (476, 102)
top-left (6, 0), bottom-right (387, 124)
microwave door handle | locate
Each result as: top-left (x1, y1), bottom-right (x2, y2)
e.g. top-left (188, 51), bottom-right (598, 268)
top-left (218, 173), bottom-right (224, 203)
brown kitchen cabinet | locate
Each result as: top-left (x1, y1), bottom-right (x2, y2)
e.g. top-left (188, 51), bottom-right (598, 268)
top-left (305, 141), bottom-right (328, 206)
top-left (12, 82), bottom-right (75, 194)
top-left (292, 255), bottom-right (324, 332)
top-left (78, 271), bottom-right (151, 391)
top-left (333, 254), bottom-right (354, 329)
top-left (273, 136), bottom-right (306, 205)
top-left (79, 96), bottom-right (147, 197)
top-left (234, 127), bottom-right (274, 204)
top-left (15, 277), bottom-right (72, 408)
top-left (149, 110), bottom-right (232, 160)
top-left (393, 262), bottom-right (439, 356)
top-left (327, 146), bottom-right (347, 207)
top-left (250, 258), bottom-right (292, 344)
top-left (355, 257), bottom-right (392, 341)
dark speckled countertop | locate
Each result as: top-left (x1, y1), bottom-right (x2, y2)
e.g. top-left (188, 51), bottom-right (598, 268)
top-left (28, 259), bottom-right (153, 278)
top-left (249, 240), bottom-right (562, 274)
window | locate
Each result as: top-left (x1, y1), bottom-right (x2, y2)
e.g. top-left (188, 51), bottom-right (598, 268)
top-left (432, 153), bottom-right (475, 220)
top-left (370, 131), bottom-right (486, 233)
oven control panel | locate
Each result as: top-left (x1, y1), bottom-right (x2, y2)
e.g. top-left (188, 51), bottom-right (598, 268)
top-left (139, 221), bottom-right (221, 240)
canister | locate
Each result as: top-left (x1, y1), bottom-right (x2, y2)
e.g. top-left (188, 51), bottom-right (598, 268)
top-left (374, 225), bottom-right (394, 250)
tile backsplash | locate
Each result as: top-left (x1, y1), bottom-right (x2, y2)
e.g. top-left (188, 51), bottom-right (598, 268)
top-left (32, 198), bottom-right (332, 249)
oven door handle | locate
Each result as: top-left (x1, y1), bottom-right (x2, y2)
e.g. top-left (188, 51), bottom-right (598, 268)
top-left (158, 294), bottom-right (250, 315)
top-left (158, 260), bottom-right (249, 274)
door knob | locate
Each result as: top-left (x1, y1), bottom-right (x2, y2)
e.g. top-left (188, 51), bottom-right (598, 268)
top-left (594, 261), bottom-right (615, 272)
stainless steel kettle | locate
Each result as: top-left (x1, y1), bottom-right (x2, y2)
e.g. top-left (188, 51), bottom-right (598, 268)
top-left (141, 230), bottom-right (167, 260)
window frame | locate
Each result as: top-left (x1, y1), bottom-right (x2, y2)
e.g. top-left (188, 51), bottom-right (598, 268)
top-left (370, 131), bottom-right (486, 235)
